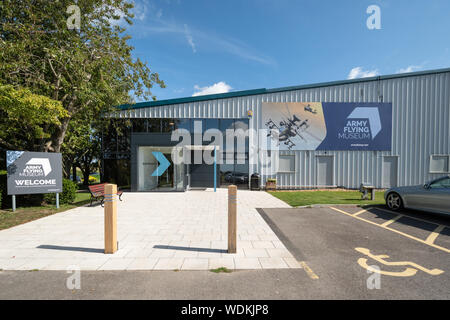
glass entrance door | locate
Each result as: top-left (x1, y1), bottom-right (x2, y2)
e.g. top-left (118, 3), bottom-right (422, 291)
top-left (137, 146), bottom-right (184, 191)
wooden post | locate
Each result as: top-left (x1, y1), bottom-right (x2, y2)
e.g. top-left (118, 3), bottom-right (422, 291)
top-left (228, 185), bottom-right (237, 253)
top-left (104, 184), bottom-right (118, 254)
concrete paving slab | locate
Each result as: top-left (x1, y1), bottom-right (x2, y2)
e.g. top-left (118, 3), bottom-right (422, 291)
top-left (0, 189), bottom-right (299, 270)
top-left (234, 258), bottom-right (262, 269)
top-left (181, 258), bottom-right (209, 270)
top-left (126, 258), bottom-right (159, 270)
top-left (208, 258), bottom-right (235, 270)
top-left (153, 258), bottom-right (184, 270)
top-left (259, 257), bottom-right (290, 269)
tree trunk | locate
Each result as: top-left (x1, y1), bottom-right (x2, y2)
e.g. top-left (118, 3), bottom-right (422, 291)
top-left (82, 169), bottom-right (90, 186)
top-left (72, 164), bottom-right (77, 183)
top-left (53, 117), bottom-right (70, 153)
top-left (81, 157), bottom-right (92, 186)
top-left (52, 95), bottom-right (77, 153)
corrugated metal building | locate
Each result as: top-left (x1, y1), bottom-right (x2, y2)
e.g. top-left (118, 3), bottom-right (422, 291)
top-left (108, 68), bottom-right (450, 190)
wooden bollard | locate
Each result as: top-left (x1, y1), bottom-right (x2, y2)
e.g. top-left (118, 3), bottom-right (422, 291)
top-left (104, 184), bottom-right (118, 254)
top-left (228, 185), bottom-right (237, 253)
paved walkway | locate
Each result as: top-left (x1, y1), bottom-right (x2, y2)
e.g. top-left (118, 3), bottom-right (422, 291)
top-left (0, 189), bottom-right (301, 271)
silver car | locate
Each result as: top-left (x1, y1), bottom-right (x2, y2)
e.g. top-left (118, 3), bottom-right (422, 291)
top-left (385, 176), bottom-right (450, 214)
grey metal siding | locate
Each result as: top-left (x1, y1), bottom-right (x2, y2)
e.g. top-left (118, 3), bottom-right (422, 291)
top-left (116, 71), bottom-right (450, 189)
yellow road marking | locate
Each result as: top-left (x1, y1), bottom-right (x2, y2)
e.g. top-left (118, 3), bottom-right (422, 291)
top-left (355, 247), bottom-right (444, 276)
top-left (380, 214), bottom-right (402, 227)
top-left (299, 261), bottom-right (319, 280)
top-left (358, 258), bottom-right (417, 277)
top-left (353, 209), bottom-right (367, 216)
top-left (425, 225), bottom-right (446, 245)
top-left (375, 207), bottom-right (447, 227)
top-left (329, 207), bottom-right (450, 253)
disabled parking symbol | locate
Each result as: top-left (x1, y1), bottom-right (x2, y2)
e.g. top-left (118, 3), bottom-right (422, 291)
top-left (355, 247), bottom-right (444, 277)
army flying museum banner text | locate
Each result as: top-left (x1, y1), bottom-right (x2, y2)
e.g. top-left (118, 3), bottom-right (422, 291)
top-left (262, 102), bottom-right (392, 151)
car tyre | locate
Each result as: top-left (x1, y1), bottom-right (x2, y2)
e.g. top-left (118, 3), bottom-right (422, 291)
top-left (386, 192), bottom-right (403, 211)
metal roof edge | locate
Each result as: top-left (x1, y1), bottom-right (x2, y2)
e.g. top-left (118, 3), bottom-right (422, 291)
top-left (116, 67), bottom-right (450, 110)
top-left (266, 67), bottom-right (450, 94)
top-left (117, 88), bottom-right (267, 110)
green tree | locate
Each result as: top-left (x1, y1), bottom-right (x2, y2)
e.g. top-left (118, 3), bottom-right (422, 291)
top-left (0, 0), bottom-right (164, 152)
top-left (62, 118), bottom-right (102, 185)
top-left (0, 84), bottom-right (67, 151)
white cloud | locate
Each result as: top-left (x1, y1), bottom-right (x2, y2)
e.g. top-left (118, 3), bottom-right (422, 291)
top-left (347, 67), bottom-right (379, 79)
top-left (396, 65), bottom-right (422, 74)
top-left (105, 1), bottom-right (148, 26)
top-left (136, 18), bottom-right (275, 65)
top-left (133, 3), bottom-right (147, 21)
top-left (184, 24), bottom-right (196, 53)
top-left (156, 9), bottom-right (163, 19)
top-left (192, 82), bottom-right (232, 97)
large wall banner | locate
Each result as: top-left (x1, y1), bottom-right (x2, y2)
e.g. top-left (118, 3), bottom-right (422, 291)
top-left (262, 102), bottom-right (392, 151)
top-left (6, 151), bottom-right (63, 195)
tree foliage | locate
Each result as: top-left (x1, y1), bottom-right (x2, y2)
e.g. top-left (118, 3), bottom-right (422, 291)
top-left (0, 84), bottom-right (67, 150)
top-left (0, 0), bottom-right (165, 152)
top-left (62, 117), bottom-right (101, 183)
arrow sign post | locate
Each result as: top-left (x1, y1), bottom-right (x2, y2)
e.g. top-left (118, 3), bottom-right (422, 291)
top-left (151, 152), bottom-right (171, 177)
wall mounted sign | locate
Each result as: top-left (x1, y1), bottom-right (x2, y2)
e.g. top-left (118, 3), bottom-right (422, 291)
top-left (262, 102), bottom-right (392, 151)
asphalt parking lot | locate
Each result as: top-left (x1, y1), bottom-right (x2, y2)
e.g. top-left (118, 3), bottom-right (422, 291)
top-left (259, 205), bottom-right (450, 299)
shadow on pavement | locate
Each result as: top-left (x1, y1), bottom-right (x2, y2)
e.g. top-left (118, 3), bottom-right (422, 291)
top-left (36, 245), bottom-right (104, 253)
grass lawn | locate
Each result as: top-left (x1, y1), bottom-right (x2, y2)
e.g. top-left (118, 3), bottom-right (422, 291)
top-left (268, 190), bottom-right (385, 207)
top-left (0, 192), bottom-right (91, 231)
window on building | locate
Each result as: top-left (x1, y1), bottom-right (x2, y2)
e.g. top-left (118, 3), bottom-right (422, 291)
top-left (430, 155), bottom-right (449, 173)
top-left (278, 155), bottom-right (295, 173)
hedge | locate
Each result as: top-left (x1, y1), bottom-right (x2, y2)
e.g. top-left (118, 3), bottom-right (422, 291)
top-left (44, 179), bottom-right (78, 205)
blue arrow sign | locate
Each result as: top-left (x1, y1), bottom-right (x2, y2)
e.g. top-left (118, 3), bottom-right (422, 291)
top-left (151, 152), bottom-right (171, 177)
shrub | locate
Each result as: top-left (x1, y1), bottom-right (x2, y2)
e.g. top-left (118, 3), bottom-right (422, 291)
top-left (44, 178), bottom-right (78, 205)
top-left (0, 172), bottom-right (6, 209)
top-left (1, 171), bottom-right (46, 208)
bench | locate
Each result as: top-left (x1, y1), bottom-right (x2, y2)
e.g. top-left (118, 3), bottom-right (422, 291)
top-left (359, 183), bottom-right (376, 200)
top-left (88, 183), bottom-right (123, 207)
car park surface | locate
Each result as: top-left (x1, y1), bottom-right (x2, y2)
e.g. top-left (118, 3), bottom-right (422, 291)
top-left (258, 205), bottom-right (450, 299)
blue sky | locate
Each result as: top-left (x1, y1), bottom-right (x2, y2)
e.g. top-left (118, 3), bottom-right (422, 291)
top-left (122, 0), bottom-right (450, 101)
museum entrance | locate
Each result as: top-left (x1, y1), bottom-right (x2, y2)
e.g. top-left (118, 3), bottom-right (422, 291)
top-left (186, 147), bottom-right (220, 189)
top-left (137, 146), bottom-right (184, 191)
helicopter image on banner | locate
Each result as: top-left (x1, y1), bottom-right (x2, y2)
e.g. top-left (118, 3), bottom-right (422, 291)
top-left (304, 104), bottom-right (317, 114)
top-left (265, 114), bottom-right (310, 150)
